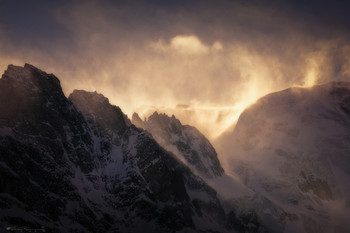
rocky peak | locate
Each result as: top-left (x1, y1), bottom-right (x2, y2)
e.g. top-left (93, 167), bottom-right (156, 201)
top-left (2, 64), bottom-right (33, 81)
top-left (1, 63), bottom-right (62, 95)
top-left (146, 111), bottom-right (182, 135)
top-left (131, 112), bottom-right (145, 128)
top-left (69, 90), bottom-right (110, 112)
top-left (69, 90), bottom-right (130, 135)
top-left (0, 64), bottom-right (68, 123)
top-left (131, 111), bottom-right (224, 178)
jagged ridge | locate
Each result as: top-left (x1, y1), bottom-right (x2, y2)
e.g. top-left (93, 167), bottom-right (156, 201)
top-left (0, 64), bottom-right (255, 233)
top-left (132, 111), bottom-right (224, 179)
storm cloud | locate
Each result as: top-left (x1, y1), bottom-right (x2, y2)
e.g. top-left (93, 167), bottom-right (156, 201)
top-left (1, 0), bottom-right (349, 138)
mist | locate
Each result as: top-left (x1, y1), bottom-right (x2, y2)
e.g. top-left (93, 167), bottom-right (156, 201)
top-left (2, 2), bottom-right (350, 232)
top-left (1, 0), bottom-right (350, 139)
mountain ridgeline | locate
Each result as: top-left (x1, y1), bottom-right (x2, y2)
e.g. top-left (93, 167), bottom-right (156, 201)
top-left (0, 64), bottom-right (256, 233)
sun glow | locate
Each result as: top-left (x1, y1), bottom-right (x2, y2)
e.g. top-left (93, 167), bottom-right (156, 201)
top-left (1, 29), bottom-right (348, 141)
top-left (302, 58), bottom-right (319, 87)
top-left (134, 97), bottom-right (259, 140)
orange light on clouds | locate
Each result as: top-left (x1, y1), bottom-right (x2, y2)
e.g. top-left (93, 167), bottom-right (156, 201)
top-left (1, 0), bottom-right (350, 140)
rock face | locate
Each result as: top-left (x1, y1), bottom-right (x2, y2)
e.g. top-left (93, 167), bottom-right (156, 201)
top-left (221, 82), bottom-right (350, 233)
top-left (132, 112), bottom-right (224, 179)
top-left (0, 64), bottom-right (258, 233)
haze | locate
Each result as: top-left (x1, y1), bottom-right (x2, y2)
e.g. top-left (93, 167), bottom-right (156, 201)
top-left (1, 0), bottom-right (350, 139)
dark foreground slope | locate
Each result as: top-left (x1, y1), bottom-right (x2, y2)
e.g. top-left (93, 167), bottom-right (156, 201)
top-left (0, 64), bottom-right (257, 233)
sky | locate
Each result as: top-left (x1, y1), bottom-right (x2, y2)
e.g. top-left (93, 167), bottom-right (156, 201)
top-left (1, 0), bottom-right (350, 139)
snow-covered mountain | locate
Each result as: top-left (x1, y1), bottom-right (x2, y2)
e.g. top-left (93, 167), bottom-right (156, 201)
top-left (0, 64), bottom-right (261, 233)
top-left (218, 82), bottom-right (350, 233)
top-left (132, 112), bottom-right (224, 179)
top-left (131, 111), bottom-right (264, 233)
top-left (4, 63), bottom-right (348, 233)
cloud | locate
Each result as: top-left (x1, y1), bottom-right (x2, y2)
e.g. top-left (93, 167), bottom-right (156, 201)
top-left (0, 0), bottom-right (350, 139)
top-left (151, 35), bottom-right (222, 55)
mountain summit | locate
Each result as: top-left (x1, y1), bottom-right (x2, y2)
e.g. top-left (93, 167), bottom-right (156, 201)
top-left (69, 90), bottom-right (131, 136)
top-left (0, 64), bottom-right (65, 121)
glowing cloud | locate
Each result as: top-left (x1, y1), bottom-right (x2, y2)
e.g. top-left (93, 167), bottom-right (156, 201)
top-left (171, 35), bottom-right (209, 54)
top-left (151, 35), bottom-right (222, 55)
top-left (303, 59), bottom-right (318, 87)
top-left (0, 0), bottom-right (350, 140)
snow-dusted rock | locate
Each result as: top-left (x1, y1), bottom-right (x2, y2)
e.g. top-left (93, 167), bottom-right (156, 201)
top-left (132, 112), bottom-right (224, 179)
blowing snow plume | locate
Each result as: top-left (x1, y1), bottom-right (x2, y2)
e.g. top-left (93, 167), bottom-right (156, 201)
top-left (216, 82), bottom-right (350, 233)
top-left (0, 0), bottom-right (350, 139)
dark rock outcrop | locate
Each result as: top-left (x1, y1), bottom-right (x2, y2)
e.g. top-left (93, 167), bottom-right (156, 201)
top-left (0, 64), bottom-right (245, 233)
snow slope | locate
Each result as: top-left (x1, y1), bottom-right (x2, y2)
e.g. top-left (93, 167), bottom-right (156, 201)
top-left (219, 82), bottom-right (350, 233)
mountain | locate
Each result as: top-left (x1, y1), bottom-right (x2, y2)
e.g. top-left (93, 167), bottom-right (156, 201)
top-left (0, 64), bottom-right (260, 233)
top-left (218, 82), bottom-right (350, 233)
top-left (132, 112), bottom-right (266, 233)
top-left (132, 112), bottom-right (224, 179)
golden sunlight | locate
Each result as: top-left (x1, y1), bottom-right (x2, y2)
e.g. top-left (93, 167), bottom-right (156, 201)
top-left (302, 58), bottom-right (319, 87)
